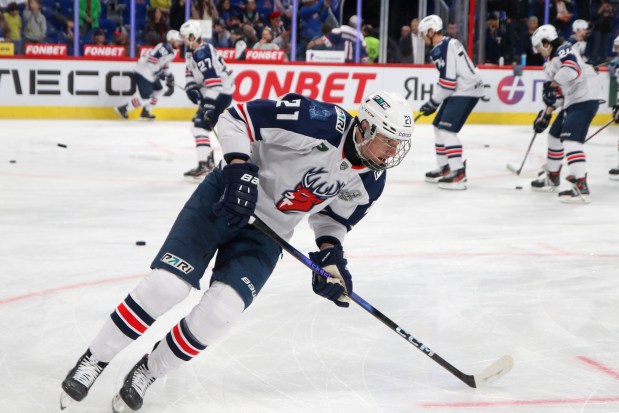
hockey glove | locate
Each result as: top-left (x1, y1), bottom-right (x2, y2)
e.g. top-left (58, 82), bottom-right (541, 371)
top-left (213, 163), bottom-right (259, 228)
top-left (309, 244), bottom-right (352, 308)
top-left (165, 73), bottom-right (175, 88)
top-left (533, 110), bottom-right (552, 133)
top-left (420, 99), bottom-right (439, 116)
top-left (200, 98), bottom-right (217, 127)
top-left (185, 83), bottom-right (203, 105)
top-left (613, 105), bottom-right (619, 124)
top-left (542, 81), bottom-right (558, 108)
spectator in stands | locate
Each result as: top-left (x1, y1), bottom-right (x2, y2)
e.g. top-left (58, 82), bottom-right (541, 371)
top-left (59, 17), bottom-right (74, 54)
top-left (168, 0), bottom-right (185, 30)
top-left (485, 14), bottom-right (505, 64)
top-left (217, 0), bottom-right (235, 28)
top-left (0, 13), bottom-right (8, 41)
top-left (150, 0), bottom-right (171, 14)
top-left (211, 17), bottom-right (232, 47)
top-left (91, 27), bottom-right (106, 44)
top-left (399, 24), bottom-right (410, 42)
top-left (272, 23), bottom-right (291, 59)
top-left (111, 24), bottom-right (129, 55)
top-left (192, 0), bottom-right (218, 21)
top-left (144, 7), bottom-right (169, 45)
top-left (362, 24), bottom-right (378, 62)
top-left (447, 21), bottom-right (458, 39)
top-left (79, 0), bottom-right (101, 36)
top-left (554, 0), bottom-right (572, 37)
top-left (252, 25), bottom-right (278, 50)
top-left (590, 0), bottom-right (613, 65)
top-left (230, 23), bottom-right (256, 59)
top-left (524, 16), bottom-right (544, 66)
top-left (3, 2), bottom-right (22, 53)
top-left (400, 18), bottom-right (425, 64)
top-left (273, 0), bottom-right (293, 26)
top-left (240, 0), bottom-right (262, 33)
top-left (23, 0), bottom-right (47, 44)
top-left (298, 0), bottom-right (330, 60)
top-left (267, 10), bottom-right (283, 39)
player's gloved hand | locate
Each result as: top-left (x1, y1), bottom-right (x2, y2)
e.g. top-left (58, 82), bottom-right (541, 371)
top-left (185, 83), bottom-right (202, 105)
top-left (165, 73), bottom-right (175, 88)
top-left (533, 110), bottom-right (552, 133)
top-left (420, 99), bottom-right (439, 116)
top-left (542, 81), bottom-right (558, 107)
top-left (200, 98), bottom-right (216, 127)
top-left (213, 163), bottom-right (259, 228)
top-left (613, 105), bottom-right (619, 124)
top-left (309, 244), bottom-right (353, 308)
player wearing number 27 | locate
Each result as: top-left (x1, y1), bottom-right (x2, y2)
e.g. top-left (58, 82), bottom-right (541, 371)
top-left (60, 91), bottom-right (414, 411)
top-left (418, 14), bottom-right (483, 190)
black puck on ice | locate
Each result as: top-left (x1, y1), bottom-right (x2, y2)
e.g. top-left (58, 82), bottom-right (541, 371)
top-left (57, 143), bottom-right (67, 148)
top-left (484, 144), bottom-right (490, 148)
top-left (136, 241), bottom-right (146, 246)
top-left (515, 186), bottom-right (523, 190)
top-left (9, 160), bottom-right (16, 163)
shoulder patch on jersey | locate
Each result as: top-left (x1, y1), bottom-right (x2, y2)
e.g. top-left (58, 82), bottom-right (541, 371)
top-left (309, 103), bottom-right (332, 121)
top-left (334, 106), bottom-right (346, 133)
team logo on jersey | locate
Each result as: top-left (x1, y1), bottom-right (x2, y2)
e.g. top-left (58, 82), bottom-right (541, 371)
top-left (497, 75), bottom-right (525, 105)
top-left (160, 253), bottom-right (194, 274)
top-left (276, 168), bottom-right (344, 212)
top-left (309, 104), bottom-right (332, 121)
top-left (372, 95), bottom-right (391, 110)
top-left (334, 106), bottom-right (346, 133)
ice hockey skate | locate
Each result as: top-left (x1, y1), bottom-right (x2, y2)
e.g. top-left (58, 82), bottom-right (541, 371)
top-left (438, 165), bottom-right (466, 190)
top-left (139, 108), bottom-right (155, 120)
top-left (425, 164), bottom-right (450, 183)
top-left (609, 166), bottom-right (619, 181)
top-left (558, 175), bottom-right (590, 204)
top-left (531, 166), bottom-right (561, 192)
top-left (114, 104), bottom-right (129, 120)
top-left (112, 354), bottom-right (157, 412)
top-left (60, 349), bottom-right (108, 409)
top-left (183, 152), bottom-right (215, 183)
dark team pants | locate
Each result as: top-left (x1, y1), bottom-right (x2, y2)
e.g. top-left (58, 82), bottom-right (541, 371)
top-left (549, 100), bottom-right (600, 142)
top-left (135, 73), bottom-right (163, 100)
top-left (433, 96), bottom-right (480, 133)
top-left (150, 168), bottom-right (281, 308)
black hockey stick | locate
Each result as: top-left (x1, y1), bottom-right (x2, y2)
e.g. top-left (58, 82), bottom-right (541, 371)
top-left (585, 119), bottom-right (613, 143)
top-left (249, 216), bottom-right (514, 388)
top-left (414, 113), bottom-right (423, 121)
top-left (506, 132), bottom-right (537, 175)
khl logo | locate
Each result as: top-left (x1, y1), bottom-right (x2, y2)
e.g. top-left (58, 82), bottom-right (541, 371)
top-left (497, 76), bottom-right (525, 105)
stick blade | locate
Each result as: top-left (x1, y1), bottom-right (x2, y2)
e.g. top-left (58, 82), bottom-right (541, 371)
top-left (506, 163), bottom-right (520, 175)
top-left (473, 355), bottom-right (514, 387)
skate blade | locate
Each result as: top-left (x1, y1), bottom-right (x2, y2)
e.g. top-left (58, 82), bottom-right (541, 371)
top-left (112, 394), bottom-right (128, 413)
top-left (60, 390), bottom-right (75, 410)
top-left (113, 108), bottom-right (128, 120)
top-left (530, 186), bottom-right (558, 193)
top-left (438, 181), bottom-right (467, 190)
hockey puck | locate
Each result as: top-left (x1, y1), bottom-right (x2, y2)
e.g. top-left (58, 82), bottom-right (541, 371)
top-left (515, 186), bottom-right (523, 190)
top-left (484, 144), bottom-right (490, 148)
top-left (9, 160), bottom-right (16, 163)
top-left (135, 241), bottom-right (146, 246)
top-left (57, 143), bottom-right (67, 148)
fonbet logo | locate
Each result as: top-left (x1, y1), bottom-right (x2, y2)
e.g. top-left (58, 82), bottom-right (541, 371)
top-left (497, 75), bottom-right (526, 105)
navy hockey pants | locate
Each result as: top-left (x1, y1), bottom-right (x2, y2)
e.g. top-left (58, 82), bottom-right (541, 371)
top-left (135, 73), bottom-right (163, 100)
top-left (548, 100), bottom-right (600, 143)
top-left (151, 168), bottom-right (281, 308)
top-left (433, 96), bottom-right (479, 133)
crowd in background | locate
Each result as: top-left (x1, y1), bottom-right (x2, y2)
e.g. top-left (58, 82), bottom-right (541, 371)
top-left (1, 0), bottom-right (619, 65)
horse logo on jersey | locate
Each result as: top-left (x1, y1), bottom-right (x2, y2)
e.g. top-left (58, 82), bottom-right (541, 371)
top-left (276, 168), bottom-right (344, 212)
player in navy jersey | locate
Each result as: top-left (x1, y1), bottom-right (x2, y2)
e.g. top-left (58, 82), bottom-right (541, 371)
top-left (529, 24), bottom-right (601, 203)
top-left (180, 20), bottom-right (235, 183)
top-left (60, 91), bottom-right (414, 411)
top-left (114, 30), bottom-right (182, 120)
top-left (417, 15), bottom-right (483, 190)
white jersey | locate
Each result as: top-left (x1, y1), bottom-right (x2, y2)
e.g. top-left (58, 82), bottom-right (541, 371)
top-left (185, 43), bottom-right (235, 100)
top-left (217, 93), bottom-right (387, 243)
top-left (429, 36), bottom-right (484, 104)
top-left (567, 35), bottom-right (587, 59)
top-left (135, 42), bottom-right (176, 82)
top-left (543, 41), bottom-right (601, 108)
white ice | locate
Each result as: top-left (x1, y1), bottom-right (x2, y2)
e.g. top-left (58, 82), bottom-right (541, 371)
top-left (1, 119), bottom-right (618, 413)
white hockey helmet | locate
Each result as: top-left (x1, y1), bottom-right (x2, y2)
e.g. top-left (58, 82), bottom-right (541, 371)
top-left (572, 19), bottom-right (588, 33)
top-left (419, 15), bottom-right (443, 36)
top-left (614, 35), bottom-right (619, 47)
top-left (531, 24), bottom-right (558, 52)
top-left (354, 91), bottom-right (414, 170)
top-left (180, 21), bottom-right (202, 42)
top-left (166, 29), bottom-right (181, 43)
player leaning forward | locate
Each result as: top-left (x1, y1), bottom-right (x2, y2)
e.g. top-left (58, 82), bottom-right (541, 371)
top-left (530, 24), bottom-right (601, 203)
top-left (418, 14), bottom-right (483, 190)
top-left (60, 91), bottom-right (414, 411)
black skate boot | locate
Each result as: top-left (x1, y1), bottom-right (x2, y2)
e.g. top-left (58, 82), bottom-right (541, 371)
top-left (114, 104), bottom-right (129, 120)
top-left (139, 108), bottom-right (155, 120)
top-left (60, 349), bottom-right (108, 409)
top-left (559, 175), bottom-right (590, 204)
top-left (438, 163), bottom-right (467, 190)
top-left (183, 152), bottom-right (215, 183)
top-left (112, 354), bottom-right (157, 412)
top-left (425, 164), bottom-right (450, 183)
top-left (531, 166), bottom-right (561, 192)
top-left (609, 166), bottom-right (619, 181)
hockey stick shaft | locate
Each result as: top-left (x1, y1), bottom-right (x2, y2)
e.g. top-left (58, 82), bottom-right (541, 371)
top-left (585, 119), bottom-right (613, 143)
top-left (510, 132), bottom-right (537, 175)
top-left (414, 113), bottom-right (423, 121)
top-left (249, 215), bottom-right (493, 388)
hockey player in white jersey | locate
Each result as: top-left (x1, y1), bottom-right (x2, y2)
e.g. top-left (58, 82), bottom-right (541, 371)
top-left (180, 20), bottom-right (235, 183)
top-left (417, 14), bottom-right (483, 190)
top-left (59, 90), bottom-right (414, 411)
top-left (529, 24), bottom-right (601, 203)
top-left (567, 19), bottom-right (589, 60)
top-left (114, 30), bottom-right (182, 120)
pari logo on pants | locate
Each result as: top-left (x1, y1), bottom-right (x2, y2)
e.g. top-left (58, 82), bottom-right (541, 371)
top-left (161, 253), bottom-right (194, 274)
top-left (276, 168), bottom-right (344, 212)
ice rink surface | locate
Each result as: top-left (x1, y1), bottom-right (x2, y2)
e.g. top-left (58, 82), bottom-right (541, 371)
top-left (1, 119), bottom-right (618, 413)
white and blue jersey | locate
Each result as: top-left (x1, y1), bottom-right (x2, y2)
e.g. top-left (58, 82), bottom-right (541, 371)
top-left (327, 25), bottom-right (369, 63)
top-left (429, 36), bottom-right (484, 104)
top-left (566, 35), bottom-right (587, 59)
top-left (185, 43), bottom-right (235, 100)
top-left (135, 42), bottom-right (176, 83)
top-left (217, 93), bottom-right (386, 243)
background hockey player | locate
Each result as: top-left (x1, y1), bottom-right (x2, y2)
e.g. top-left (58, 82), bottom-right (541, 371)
top-left (608, 35), bottom-right (619, 180)
top-left (417, 14), bottom-right (483, 190)
top-left (567, 19), bottom-right (589, 61)
top-left (114, 30), bottom-right (182, 120)
top-left (59, 90), bottom-right (414, 412)
top-left (180, 20), bottom-right (235, 183)
top-left (529, 24), bottom-right (601, 204)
